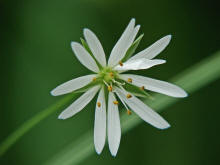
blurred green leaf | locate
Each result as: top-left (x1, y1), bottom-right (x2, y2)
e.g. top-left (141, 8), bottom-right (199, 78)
top-left (44, 51), bottom-right (220, 165)
top-left (0, 92), bottom-right (79, 156)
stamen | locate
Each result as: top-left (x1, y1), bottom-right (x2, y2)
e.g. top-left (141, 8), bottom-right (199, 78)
top-left (103, 80), bottom-right (109, 86)
top-left (116, 91), bottom-right (132, 115)
top-left (97, 102), bottom-right (101, 107)
top-left (113, 100), bottom-right (119, 105)
top-left (119, 85), bottom-right (127, 93)
top-left (112, 79), bottom-right (125, 86)
top-left (141, 86), bottom-right (145, 90)
top-left (109, 72), bottom-right (114, 77)
top-left (127, 110), bottom-right (132, 115)
top-left (92, 77), bottom-right (97, 81)
top-left (126, 94), bottom-right (132, 98)
top-left (127, 78), bottom-right (132, 83)
top-left (108, 86), bottom-right (113, 92)
top-left (119, 61), bottom-right (123, 66)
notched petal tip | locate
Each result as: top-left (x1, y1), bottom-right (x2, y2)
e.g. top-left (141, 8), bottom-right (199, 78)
top-left (95, 147), bottom-right (103, 155)
top-left (50, 90), bottom-right (57, 96)
top-left (163, 35), bottom-right (172, 46)
top-left (130, 18), bottom-right (135, 23)
top-left (171, 86), bottom-right (188, 98)
top-left (83, 27), bottom-right (89, 32)
top-left (159, 123), bottom-right (171, 130)
top-left (177, 90), bottom-right (188, 98)
top-left (83, 28), bottom-right (91, 36)
top-left (58, 115), bottom-right (65, 120)
top-left (155, 59), bottom-right (166, 64)
top-left (135, 24), bottom-right (140, 29)
top-left (50, 88), bottom-right (63, 96)
top-left (111, 152), bottom-right (117, 157)
top-left (70, 41), bottom-right (78, 47)
top-left (161, 35), bottom-right (172, 43)
top-left (166, 34), bottom-right (172, 40)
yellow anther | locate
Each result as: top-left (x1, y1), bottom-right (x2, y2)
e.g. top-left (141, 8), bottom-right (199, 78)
top-left (97, 102), bottom-right (101, 107)
top-left (127, 110), bottom-right (132, 115)
top-left (126, 94), bottom-right (132, 98)
top-left (127, 78), bottom-right (132, 83)
top-left (108, 86), bottom-right (113, 92)
top-left (109, 72), bottom-right (114, 77)
top-left (141, 86), bottom-right (145, 90)
top-left (119, 61), bottom-right (123, 66)
top-left (92, 77), bottom-right (97, 81)
top-left (113, 100), bottom-right (119, 105)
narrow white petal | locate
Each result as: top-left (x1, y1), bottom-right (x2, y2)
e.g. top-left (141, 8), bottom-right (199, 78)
top-left (108, 19), bottom-right (136, 67)
top-left (51, 74), bottom-right (96, 96)
top-left (115, 87), bottom-right (170, 129)
top-left (71, 42), bottom-right (99, 73)
top-left (84, 29), bottom-right (106, 66)
top-left (114, 58), bottom-right (166, 71)
top-left (130, 25), bottom-right (140, 46)
top-left (58, 86), bottom-right (100, 119)
top-left (108, 92), bottom-right (121, 156)
top-left (129, 35), bottom-right (172, 60)
top-left (120, 74), bottom-right (188, 98)
top-left (94, 87), bottom-right (106, 154)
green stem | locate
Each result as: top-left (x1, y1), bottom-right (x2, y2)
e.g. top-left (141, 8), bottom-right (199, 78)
top-left (0, 93), bottom-right (78, 156)
top-left (45, 51), bottom-right (220, 165)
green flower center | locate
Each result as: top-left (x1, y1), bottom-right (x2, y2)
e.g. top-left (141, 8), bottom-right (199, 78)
top-left (98, 67), bottom-right (119, 84)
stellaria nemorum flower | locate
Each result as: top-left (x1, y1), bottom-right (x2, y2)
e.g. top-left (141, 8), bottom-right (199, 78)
top-left (51, 18), bottom-right (187, 156)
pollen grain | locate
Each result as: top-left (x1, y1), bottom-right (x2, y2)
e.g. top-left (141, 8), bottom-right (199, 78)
top-left (127, 78), bottom-right (132, 83)
top-left (127, 110), bottom-right (132, 115)
top-left (97, 102), bottom-right (101, 107)
top-left (126, 94), bottom-right (132, 98)
top-left (113, 100), bottom-right (119, 105)
top-left (108, 86), bottom-right (113, 92)
top-left (92, 77), bottom-right (97, 81)
top-left (119, 61), bottom-right (123, 66)
top-left (141, 86), bottom-right (145, 90)
top-left (109, 72), bottom-right (114, 77)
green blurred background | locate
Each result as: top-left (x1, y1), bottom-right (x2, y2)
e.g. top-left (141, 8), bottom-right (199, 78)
top-left (1, 0), bottom-right (220, 164)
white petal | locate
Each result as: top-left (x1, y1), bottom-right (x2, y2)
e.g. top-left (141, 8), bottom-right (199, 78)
top-left (114, 58), bottom-right (166, 71)
top-left (120, 74), bottom-right (188, 98)
top-left (51, 74), bottom-right (96, 96)
top-left (115, 87), bottom-right (170, 129)
top-left (129, 35), bottom-right (172, 60)
top-left (94, 87), bottom-right (106, 154)
top-left (83, 29), bottom-right (106, 66)
top-left (58, 86), bottom-right (100, 119)
top-left (71, 42), bottom-right (99, 73)
top-left (108, 92), bottom-right (121, 156)
top-left (108, 19), bottom-right (137, 67)
top-left (130, 25), bottom-right (141, 46)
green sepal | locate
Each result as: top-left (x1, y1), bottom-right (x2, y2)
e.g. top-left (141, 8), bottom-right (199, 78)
top-left (80, 38), bottom-right (103, 70)
top-left (80, 38), bottom-right (93, 55)
top-left (122, 34), bottom-right (144, 62)
top-left (123, 81), bottom-right (154, 100)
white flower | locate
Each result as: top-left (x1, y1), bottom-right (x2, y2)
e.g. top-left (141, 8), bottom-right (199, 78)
top-left (51, 18), bottom-right (187, 156)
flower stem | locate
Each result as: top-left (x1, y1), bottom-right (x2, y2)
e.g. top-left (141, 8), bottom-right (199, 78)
top-left (0, 93), bottom-right (78, 156)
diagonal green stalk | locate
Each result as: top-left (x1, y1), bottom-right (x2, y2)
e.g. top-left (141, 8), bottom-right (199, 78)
top-left (44, 51), bottom-right (220, 165)
top-left (0, 51), bottom-right (220, 159)
top-left (0, 93), bottom-right (78, 156)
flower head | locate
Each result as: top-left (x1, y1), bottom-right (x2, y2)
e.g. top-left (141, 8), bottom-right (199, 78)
top-left (51, 18), bottom-right (187, 156)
